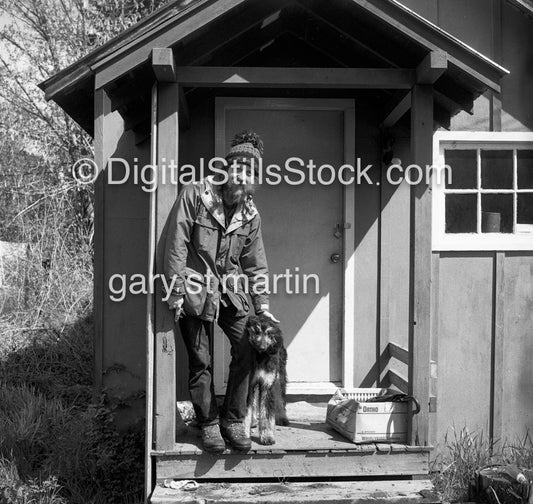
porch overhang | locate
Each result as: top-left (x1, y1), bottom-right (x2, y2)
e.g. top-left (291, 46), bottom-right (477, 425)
top-left (39, 0), bottom-right (509, 136)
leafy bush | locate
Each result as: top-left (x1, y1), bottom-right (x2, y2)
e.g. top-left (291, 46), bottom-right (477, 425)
top-left (0, 457), bottom-right (66, 504)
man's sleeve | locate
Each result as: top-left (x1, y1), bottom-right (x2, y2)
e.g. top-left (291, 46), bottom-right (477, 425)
top-left (240, 213), bottom-right (270, 313)
top-left (163, 183), bottom-right (197, 295)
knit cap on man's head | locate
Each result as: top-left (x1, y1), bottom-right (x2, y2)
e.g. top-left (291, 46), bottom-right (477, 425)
top-left (225, 131), bottom-right (264, 166)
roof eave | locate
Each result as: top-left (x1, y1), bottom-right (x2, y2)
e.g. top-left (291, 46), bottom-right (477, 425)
top-left (38, 0), bottom-right (201, 98)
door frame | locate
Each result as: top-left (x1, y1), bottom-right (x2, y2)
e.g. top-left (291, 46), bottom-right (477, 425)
top-left (214, 97), bottom-right (356, 394)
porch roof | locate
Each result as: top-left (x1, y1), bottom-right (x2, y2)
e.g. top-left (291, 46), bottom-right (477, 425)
top-left (38, 0), bottom-right (509, 136)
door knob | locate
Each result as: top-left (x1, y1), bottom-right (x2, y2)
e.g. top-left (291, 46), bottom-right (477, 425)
top-left (330, 253), bottom-right (341, 263)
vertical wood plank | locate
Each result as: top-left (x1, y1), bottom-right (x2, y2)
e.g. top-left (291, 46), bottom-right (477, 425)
top-left (343, 106), bottom-right (356, 388)
top-left (93, 89), bottom-right (111, 392)
top-left (409, 85), bottom-right (433, 446)
top-left (379, 136), bottom-right (411, 388)
top-left (145, 83), bottom-right (158, 503)
top-left (436, 254), bottom-right (493, 443)
top-left (500, 253), bottom-right (533, 439)
top-left (154, 81), bottom-right (183, 451)
top-left (491, 251), bottom-right (505, 443)
top-left (429, 251), bottom-right (439, 447)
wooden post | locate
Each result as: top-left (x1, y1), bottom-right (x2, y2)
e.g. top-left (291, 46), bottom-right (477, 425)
top-left (153, 80), bottom-right (186, 451)
top-left (145, 83), bottom-right (158, 503)
top-left (408, 84), bottom-right (433, 446)
top-left (93, 88), bottom-right (111, 392)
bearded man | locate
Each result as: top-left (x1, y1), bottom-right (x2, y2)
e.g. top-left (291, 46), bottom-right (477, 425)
top-left (163, 131), bottom-right (278, 453)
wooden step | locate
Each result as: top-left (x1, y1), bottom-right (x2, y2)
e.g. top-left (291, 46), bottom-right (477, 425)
top-left (154, 423), bottom-right (430, 479)
top-left (153, 403), bottom-right (431, 480)
top-left (150, 479), bottom-right (441, 504)
top-left (155, 447), bottom-right (430, 480)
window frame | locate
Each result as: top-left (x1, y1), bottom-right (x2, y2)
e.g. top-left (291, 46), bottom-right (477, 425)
top-left (432, 131), bottom-right (533, 251)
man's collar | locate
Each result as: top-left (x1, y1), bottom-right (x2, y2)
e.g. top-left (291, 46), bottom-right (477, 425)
top-left (200, 176), bottom-right (258, 233)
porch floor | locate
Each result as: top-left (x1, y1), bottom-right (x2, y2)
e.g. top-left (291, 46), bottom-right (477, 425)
top-left (168, 400), bottom-right (422, 454)
top-left (153, 401), bottom-right (432, 481)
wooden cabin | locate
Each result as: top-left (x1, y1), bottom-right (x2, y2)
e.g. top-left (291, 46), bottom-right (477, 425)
top-left (39, 0), bottom-right (533, 501)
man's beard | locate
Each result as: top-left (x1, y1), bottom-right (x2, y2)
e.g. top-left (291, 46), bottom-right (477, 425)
top-left (222, 182), bottom-right (255, 207)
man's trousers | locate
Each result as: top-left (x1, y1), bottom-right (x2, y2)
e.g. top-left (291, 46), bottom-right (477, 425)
top-left (178, 303), bottom-right (251, 426)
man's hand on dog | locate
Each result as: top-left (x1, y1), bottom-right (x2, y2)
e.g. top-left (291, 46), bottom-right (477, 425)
top-left (260, 310), bottom-right (280, 323)
top-left (166, 294), bottom-right (184, 321)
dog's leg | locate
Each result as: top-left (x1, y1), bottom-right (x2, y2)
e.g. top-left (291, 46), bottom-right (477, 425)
top-left (275, 378), bottom-right (289, 427)
top-left (258, 386), bottom-right (276, 445)
top-left (277, 347), bottom-right (289, 426)
top-left (244, 384), bottom-right (256, 437)
top-left (252, 385), bottom-right (259, 428)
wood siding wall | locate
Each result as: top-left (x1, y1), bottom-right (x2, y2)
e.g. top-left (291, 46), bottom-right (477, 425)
top-left (96, 103), bottom-right (150, 417)
top-left (397, 0), bottom-right (533, 447)
top-left (434, 252), bottom-right (533, 444)
top-left (398, 0), bottom-right (533, 132)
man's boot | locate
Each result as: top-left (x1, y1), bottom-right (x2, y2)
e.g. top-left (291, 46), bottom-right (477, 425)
top-left (201, 424), bottom-right (226, 453)
top-left (221, 422), bottom-right (251, 451)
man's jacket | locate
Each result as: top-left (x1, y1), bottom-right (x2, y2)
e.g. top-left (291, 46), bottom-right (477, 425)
top-left (163, 176), bottom-right (269, 315)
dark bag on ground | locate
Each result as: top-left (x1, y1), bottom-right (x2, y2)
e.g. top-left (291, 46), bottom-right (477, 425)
top-left (475, 465), bottom-right (533, 504)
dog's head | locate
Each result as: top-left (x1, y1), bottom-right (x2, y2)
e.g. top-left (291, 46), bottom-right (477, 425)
top-left (246, 314), bottom-right (283, 354)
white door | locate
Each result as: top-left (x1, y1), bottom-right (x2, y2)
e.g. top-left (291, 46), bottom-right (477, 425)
top-left (214, 98), bottom-right (355, 394)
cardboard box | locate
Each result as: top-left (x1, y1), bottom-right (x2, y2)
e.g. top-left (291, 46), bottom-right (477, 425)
top-left (326, 388), bottom-right (408, 443)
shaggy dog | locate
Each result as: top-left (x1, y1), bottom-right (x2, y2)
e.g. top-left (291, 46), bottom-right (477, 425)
top-left (244, 314), bottom-right (289, 445)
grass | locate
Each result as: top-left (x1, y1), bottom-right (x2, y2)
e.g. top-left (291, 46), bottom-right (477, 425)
top-left (0, 230), bottom-right (145, 503)
top-left (431, 427), bottom-right (533, 503)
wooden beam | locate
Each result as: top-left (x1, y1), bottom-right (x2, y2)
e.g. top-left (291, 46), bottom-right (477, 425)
top-left (152, 48), bottom-right (177, 82)
top-left (201, 17), bottom-right (288, 67)
top-left (385, 369), bottom-right (409, 394)
top-left (176, 0), bottom-right (290, 66)
top-left (42, 64), bottom-right (92, 101)
top-left (144, 82), bottom-right (157, 504)
top-left (382, 92), bottom-right (411, 128)
top-left (154, 81), bottom-right (186, 451)
top-left (93, 0), bottom-right (250, 89)
top-left (388, 342), bottom-right (410, 366)
top-left (435, 77), bottom-right (474, 114)
top-left (416, 51), bottom-right (447, 84)
top-left (286, 22), bottom-right (350, 68)
top-left (507, 0), bottom-right (533, 17)
top-left (93, 88), bottom-right (110, 392)
top-left (175, 66), bottom-right (415, 88)
top-left (408, 84), bottom-right (433, 447)
top-left (156, 450), bottom-right (429, 479)
top-left (292, 1), bottom-right (399, 68)
top-left (178, 86), bottom-right (190, 131)
top-left (382, 90), bottom-right (449, 130)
